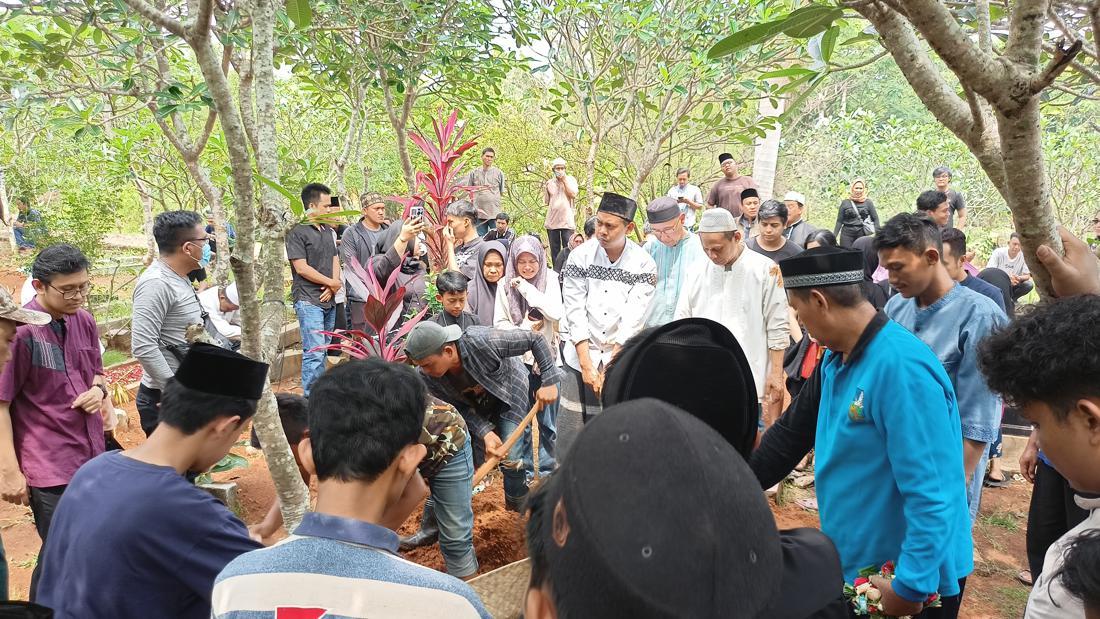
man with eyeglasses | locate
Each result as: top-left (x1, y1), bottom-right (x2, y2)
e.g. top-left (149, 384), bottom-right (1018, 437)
top-left (132, 210), bottom-right (211, 436)
top-left (643, 197), bottom-right (705, 327)
top-left (0, 243), bottom-right (112, 600)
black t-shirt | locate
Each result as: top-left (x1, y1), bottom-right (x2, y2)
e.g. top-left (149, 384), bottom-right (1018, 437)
top-left (747, 237), bottom-right (802, 263)
top-left (285, 223), bottom-right (338, 308)
top-left (945, 189), bottom-right (966, 227)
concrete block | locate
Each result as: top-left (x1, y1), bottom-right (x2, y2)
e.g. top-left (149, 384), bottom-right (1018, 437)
top-left (280, 322), bottom-right (301, 348)
top-left (999, 434), bottom-right (1028, 474)
top-left (106, 329), bottom-right (132, 352)
top-left (269, 349), bottom-right (302, 383)
top-left (199, 481), bottom-right (240, 514)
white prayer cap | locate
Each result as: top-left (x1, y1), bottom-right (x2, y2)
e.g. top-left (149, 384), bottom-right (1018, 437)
top-left (783, 191), bottom-right (806, 205)
top-left (225, 283), bottom-right (239, 306)
top-left (697, 208), bottom-right (737, 233)
top-left (551, 157), bottom-right (567, 168)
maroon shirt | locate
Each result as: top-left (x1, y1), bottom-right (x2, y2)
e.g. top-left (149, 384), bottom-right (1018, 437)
top-left (0, 299), bottom-right (104, 488)
top-left (705, 175), bottom-right (757, 218)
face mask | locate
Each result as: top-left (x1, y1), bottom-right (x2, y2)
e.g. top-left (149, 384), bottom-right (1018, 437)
top-left (184, 243), bottom-right (201, 265)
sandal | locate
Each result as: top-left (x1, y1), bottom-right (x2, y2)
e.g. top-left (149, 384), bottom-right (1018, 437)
top-left (984, 474), bottom-right (1010, 488)
top-left (1016, 570), bottom-right (1033, 586)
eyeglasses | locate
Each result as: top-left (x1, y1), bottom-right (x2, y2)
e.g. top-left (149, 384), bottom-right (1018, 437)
top-left (48, 282), bottom-right (92, 300)
top-left (185, 236), bottom-right (211, 245)
top-left (650, 224), bottom-right (681, 238)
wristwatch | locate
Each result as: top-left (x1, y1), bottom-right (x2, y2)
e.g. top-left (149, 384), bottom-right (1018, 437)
top-left (94, 383), bottom-right (109, 400)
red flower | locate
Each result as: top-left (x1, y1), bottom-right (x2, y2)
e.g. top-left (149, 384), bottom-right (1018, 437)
top-left (854, 577), bottom-right (869, 586)
top-left (882, 561), bottom-right (895, 575)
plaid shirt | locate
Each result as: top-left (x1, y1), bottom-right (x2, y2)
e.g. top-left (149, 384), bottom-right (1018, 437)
top-left (418, 326), bottom-right (562, 439)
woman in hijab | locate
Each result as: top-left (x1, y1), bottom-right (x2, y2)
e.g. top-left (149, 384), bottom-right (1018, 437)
top-left (851, 235), bottom-right (891, 311)
top-left (834, 179), bottom-right (881, 247)
top-left (464, 240), bottom-right (507, 326)
top-left (494, 235), bottom-right (563, 470)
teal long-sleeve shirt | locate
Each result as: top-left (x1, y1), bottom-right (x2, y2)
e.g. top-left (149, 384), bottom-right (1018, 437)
top-left (815, 318), bottom-right (973, 602)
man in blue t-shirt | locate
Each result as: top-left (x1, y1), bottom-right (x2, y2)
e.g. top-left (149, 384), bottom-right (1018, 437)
top-left (36, 344), bottom-right (268, 619)
top-left (213, 358), bottom-right (489, 618)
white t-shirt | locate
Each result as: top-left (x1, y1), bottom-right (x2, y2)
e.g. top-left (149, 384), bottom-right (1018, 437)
top-left (666, 184), bottom-right (704, 229)
top-left (987, 247), bottom-right (1030, 277)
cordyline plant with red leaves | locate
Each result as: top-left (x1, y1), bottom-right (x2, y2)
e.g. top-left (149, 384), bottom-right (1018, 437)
top-left (313, 256), bottom-right (428, 363)
top-left (390, 110), bottom-right (482, 272)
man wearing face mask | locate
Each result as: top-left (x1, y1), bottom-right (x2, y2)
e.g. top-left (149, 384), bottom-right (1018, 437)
top-left (132, 210), bottom-right (212, 436)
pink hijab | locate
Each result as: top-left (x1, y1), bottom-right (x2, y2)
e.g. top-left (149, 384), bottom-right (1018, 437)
top-left (505, 235), bottom-right (548, 326)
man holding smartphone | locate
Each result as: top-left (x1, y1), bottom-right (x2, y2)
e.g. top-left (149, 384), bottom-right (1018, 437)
top-left (666, 167), bottom-right (704, 230)
top-left (286, 183), bottom-right (341, 396)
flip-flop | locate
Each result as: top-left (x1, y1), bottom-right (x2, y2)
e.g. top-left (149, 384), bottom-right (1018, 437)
top-left (984, 474), bottom-right (1011, 488)
top-left (1016, 570), bottom-right (1033, 586)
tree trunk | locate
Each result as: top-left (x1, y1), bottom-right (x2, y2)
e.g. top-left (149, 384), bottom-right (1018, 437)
top-left (182, 3), bottom-right (309, 531)
top-left (132, 172), bottom-right (158, 266)
top-left (753, 92), bottom-right (785, 200)
top-left (248, 0), bottom-right (312, 531)
top-left (0, 169), bottom-right (16, 253)
top-left (331, 88), bottom-right (365, 195)
top-left (583, 137), bottom-right (600, 217)
top-left (185, 159), bottom-right (230, 286)
top-left (995, 99), bottom-right (1062, 297)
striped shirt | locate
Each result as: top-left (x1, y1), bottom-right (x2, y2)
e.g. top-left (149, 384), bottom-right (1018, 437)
top-left (213, 512), bottom-right (489, 619)
top-left (418, 326), bottom-right (562, 439)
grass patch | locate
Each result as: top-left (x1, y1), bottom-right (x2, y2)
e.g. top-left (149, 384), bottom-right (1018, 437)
top-left (102, 348), bottom-right (129, 367)
top-left (12, 554), bottom-right (37, 570)
top-left (980, 511), bottom-right (1020, 532)
top-left (995, 585), bottom-right (1030, 616)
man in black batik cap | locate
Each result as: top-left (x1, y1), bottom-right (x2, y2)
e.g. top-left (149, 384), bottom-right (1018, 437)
top-left (37, 344), bottom-right (268, 619)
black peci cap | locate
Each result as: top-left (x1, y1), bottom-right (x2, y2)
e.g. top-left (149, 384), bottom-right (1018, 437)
top-left (535, 399), bottom-right (782, 618)
top-left (174, 343), bottom-right (269, 400)
top-left (598, 192), bottom-right (638, 222)
top-left (603, 318), bottom-right (759, 457)
top-left (779, 246), bottom-right (865, 289)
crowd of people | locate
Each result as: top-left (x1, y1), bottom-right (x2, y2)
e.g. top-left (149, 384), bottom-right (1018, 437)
top-left (0, 150), bottom-right (1097, 619)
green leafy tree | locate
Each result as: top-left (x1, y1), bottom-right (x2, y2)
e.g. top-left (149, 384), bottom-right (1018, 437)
top-left (711, 0), bottom-right (1100, 296)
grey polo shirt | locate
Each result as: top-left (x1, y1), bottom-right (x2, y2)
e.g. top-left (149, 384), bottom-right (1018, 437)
top-left (285, 223), bottom-right (337, 308)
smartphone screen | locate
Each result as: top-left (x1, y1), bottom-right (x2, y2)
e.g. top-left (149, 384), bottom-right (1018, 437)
top-left (330, 196), bottom-right (341, 207)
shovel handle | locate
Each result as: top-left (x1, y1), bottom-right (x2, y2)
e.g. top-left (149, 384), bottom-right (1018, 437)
top-left (472, 402), bottom-right (541, 487)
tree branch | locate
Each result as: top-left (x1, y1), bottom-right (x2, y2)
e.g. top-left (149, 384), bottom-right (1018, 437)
top-left (894, 0), bottom-right (1009, 107)
top-left (830, 49), bottom-right (890, 71)
top-left (120, 0), bottom-right (186, 38)
top-left (1031, 38), bottom-right (1084, 92)
top-left (1002, 0), bottom-right (1049, 66)
top-left (190, 0), bottom-right (214, 41)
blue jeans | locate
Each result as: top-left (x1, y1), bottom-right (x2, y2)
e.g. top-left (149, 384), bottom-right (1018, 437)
top-left (525, 370), bottom-right (558, 476)
top-left (13, 227), bottom-right (34, 248)
top-left (967, 443), bottom-right (990, 523)
top-left (295, 301), bottom-right (336, 396)
top-left (423, 441), bottom-right (478, 578)
top-left (497, 416), bottom-right (533, 504)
